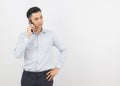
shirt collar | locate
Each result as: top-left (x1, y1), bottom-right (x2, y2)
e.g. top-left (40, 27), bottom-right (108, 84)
top-left (42, 28), bottom-right (47, 33)
top-left (32, 28), bottom-right (46, 35)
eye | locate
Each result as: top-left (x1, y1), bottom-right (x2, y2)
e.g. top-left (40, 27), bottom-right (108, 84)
top-left (35, 18), bottom-right (38, 20)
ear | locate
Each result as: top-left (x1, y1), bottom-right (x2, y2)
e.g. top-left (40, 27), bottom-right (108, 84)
top-left (28, 18), bottom-right (30, 24)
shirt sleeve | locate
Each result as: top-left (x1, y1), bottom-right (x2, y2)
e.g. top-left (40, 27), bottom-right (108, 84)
top-left (14, 32), bottom-right (31, 59)
top-left (52, 31), bottom-right (68, 70)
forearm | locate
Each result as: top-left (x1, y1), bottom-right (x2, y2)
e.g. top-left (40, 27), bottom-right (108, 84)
top-left (55, 48), bottom-right (68, 69)
top-left (14, 37), bottom-right (29, 58)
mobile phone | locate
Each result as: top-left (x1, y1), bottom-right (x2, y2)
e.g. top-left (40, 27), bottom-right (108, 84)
top-left (29, 19), bottom-right (33, 32)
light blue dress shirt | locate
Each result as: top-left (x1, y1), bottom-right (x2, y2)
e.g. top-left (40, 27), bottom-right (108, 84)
top-left (14, 29), bottom-right (67, 72)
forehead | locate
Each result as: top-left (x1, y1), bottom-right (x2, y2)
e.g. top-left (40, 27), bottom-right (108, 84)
top-left (31, 11), bottom-right (42, 18)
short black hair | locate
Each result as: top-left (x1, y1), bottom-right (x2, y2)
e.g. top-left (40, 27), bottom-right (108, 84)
top-left (26, 6), bottom-right (42, 18)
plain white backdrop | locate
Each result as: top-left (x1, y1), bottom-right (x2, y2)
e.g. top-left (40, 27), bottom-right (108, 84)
top-left (0, 0), bottom-right (120, 86)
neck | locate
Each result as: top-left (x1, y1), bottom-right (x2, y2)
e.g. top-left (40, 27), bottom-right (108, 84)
top-left (34, 27), bottom-right (42, 35)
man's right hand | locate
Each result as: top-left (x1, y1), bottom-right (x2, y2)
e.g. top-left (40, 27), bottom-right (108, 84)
top-left (26, 24), bottom-right (35, 39)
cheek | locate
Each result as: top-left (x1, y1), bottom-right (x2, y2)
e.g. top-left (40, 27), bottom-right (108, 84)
top-left (39, 21), bottom-right (43, 25)
top-left (41, 21), bottom-right (43, 24)
top-left (40, 19), bottom-right (43, 22)
top-left (33, 22), bottom-right (37, 25)
top-left (40, 20), bottom-right (43, 23)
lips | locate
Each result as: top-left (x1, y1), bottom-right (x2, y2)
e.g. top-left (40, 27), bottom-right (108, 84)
top-left (39, 24), bottom-right (42, 26)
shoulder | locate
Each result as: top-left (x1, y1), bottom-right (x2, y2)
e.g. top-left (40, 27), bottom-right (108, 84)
top-left (43, 29), bottom-right (60, 40)
top-left (44, 29), bottom-right (53, 33)
top-left (18, 31), bottom-right (26, 39)
top-left (43, 29), bottom-right (55, 36)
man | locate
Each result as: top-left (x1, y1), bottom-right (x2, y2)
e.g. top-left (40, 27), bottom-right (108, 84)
top-left (14, 7), bottom-right (67, 86)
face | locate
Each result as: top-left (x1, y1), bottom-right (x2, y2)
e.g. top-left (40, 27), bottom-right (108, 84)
top-left (29, 11), bottom-right (43, 30)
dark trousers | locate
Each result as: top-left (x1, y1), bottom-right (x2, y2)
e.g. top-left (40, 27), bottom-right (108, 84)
top-left (21, 69), bottom-right (53, 86)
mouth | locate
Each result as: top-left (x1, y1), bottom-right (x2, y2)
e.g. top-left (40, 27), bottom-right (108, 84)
top-left (35, 25), bottom-right (42, 28)
top-left (38, 24), bottom-right (42, 27)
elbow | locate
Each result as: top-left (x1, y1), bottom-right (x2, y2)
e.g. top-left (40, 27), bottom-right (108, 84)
top-left (61, 47), bottom-right (69, 54)
top-left (13, 48), bottom-right (22, 59)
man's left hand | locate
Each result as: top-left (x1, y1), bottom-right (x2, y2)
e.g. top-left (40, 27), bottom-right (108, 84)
top-left (46, 67), bottom-right (59, 81)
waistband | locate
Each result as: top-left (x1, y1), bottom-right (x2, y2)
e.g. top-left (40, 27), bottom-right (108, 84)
top-left (23, 69), bottom-right (51, 74)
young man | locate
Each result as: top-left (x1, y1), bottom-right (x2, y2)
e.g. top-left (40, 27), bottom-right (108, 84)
top-left (14, 7), bottom-right (67, 86)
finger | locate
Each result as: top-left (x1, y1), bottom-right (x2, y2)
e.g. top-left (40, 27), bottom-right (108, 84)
top-left (30, 24), bottom-right (35, 29)
top-left (27, 26), bottom-right (34, 32)
top-left (29, 24), bottom-right (34, 26)
top-left (30, 27), bottom-right (35, 31)
top-left (46, 73), bottom-right (51, 80)
top-left (48, 75), bottom-right (54, 81)
top-left (46, 71), bottom-right (51, 76)
top-left (27, 26), bottom-right (32, 31)
top-left (28, 24), bottom-right (34, 29)
top-left (28, 28), bottom-right (32, 33)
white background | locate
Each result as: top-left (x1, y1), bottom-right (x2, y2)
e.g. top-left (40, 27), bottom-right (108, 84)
top-left (0, 0), bottom-right (120, 86)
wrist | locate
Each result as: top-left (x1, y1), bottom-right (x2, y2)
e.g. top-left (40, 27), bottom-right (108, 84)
top-left (54, 67), bottom-right (60, 70)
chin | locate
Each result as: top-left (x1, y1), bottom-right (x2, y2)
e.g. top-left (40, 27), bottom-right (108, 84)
top-left (39, 26), bottom-right (42, 28)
